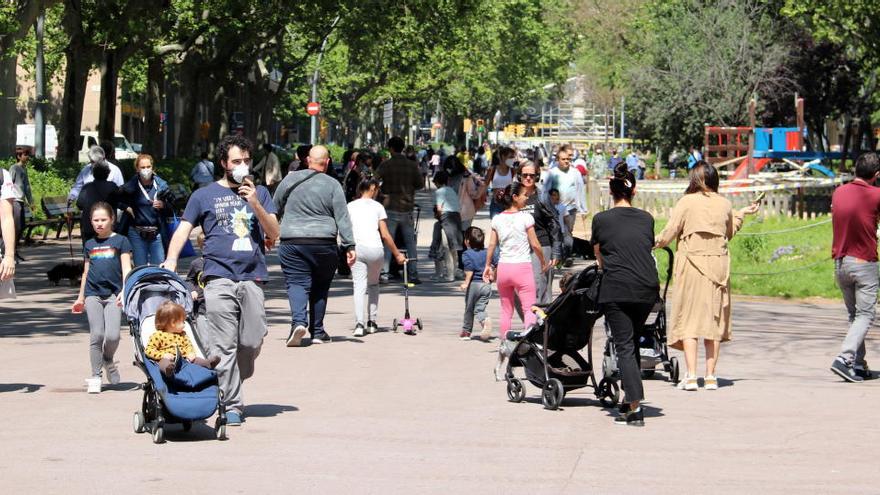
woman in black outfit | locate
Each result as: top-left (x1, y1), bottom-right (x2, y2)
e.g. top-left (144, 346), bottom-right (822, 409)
top-left (590, 163), bottom-right (659, 426)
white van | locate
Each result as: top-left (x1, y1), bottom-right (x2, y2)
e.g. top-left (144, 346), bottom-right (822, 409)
top-left (78, 131), bottom-right (138, 163)
top-left (16, 124), bottom-right (58, 159)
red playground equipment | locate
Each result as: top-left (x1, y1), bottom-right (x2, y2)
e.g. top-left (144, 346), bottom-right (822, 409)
top-left (703, 97), bottom-right (842, 180)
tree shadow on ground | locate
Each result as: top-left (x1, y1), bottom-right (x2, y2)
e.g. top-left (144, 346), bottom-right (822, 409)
top-left (0, 383), bottom-right (43, 393)
top-left (244, 403), bottom-right (298, 418)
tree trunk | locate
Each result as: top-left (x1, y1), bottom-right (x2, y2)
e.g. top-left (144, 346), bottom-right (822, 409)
top-left (175, 64), bottom-right (200, 157)
top-left (143, 56), bottom-right (164, 156)
top-left (840, 115), bottom-right (851, 173)
top-left (207, 79), bottom-right (230, 154)
top-left (58, 47), bottom-right (91, 162)
top-left (0, 54), bottom-right (18, 156)
top-left (98, 49), bottom-right (122, 157)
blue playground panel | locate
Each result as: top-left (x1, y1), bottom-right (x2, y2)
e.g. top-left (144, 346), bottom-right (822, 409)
top-left (754, 127), bottom-right (800, 152)
top-left (752, 150), bottom-right (843, 160)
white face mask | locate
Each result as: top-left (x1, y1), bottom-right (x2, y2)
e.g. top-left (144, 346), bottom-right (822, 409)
top-left (230, 164), bottom-right (250, 184)
top-left (504, 158), bottom-right (514, 167)
top-left (138, 169), bottom-right (153, 180)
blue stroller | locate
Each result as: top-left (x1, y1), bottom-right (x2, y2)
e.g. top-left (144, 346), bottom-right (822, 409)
top-left (124, 266), bottom-right (227, 443)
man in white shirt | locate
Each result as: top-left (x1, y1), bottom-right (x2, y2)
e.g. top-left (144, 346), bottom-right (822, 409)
top-left (1, 169), bottom-right (17, 280)
top-left (68, 145), bottom-right (124, 201)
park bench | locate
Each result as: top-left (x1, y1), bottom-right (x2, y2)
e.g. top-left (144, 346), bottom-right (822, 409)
top-left (23, 196), bottom-right (79, 241)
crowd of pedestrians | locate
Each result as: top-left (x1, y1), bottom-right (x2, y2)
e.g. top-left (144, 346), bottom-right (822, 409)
top-left (4, 132), bottom-right (878, 431)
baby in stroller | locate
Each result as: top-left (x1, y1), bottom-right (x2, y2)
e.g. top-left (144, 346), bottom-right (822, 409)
top-left (145, 300), bottom-right (219, 377)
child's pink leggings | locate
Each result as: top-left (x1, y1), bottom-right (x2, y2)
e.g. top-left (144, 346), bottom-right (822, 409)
top-left (496, 262), bottom-right (537, 339)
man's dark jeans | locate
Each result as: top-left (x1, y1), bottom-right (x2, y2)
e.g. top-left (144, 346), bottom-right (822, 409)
top-left (279, 243), bottom-right (339, 336)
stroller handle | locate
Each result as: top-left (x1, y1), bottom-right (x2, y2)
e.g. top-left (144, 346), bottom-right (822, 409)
top-left (660, 246), bottom-right (673, 300)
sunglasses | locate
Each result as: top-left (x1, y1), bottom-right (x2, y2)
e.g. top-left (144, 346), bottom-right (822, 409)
top-left (520, 173), bottom-right (537, 178)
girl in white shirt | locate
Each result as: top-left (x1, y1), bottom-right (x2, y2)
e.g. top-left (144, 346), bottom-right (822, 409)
top-left (483, 182), bottom-right (549, 339)
top-left (347, 179), bottom-right (406, 337)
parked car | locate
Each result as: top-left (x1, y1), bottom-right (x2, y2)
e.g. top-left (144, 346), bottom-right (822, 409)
top-left (78, 131), bottom-right (139, 163)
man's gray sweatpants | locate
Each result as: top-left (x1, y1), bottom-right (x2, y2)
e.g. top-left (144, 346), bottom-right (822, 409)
top-left (200, 279), bottom-right (268, 415)
top-left (835, 257), bottom-right (878, 367)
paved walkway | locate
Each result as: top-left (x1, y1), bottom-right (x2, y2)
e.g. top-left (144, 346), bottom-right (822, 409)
top-left (1, 191), bottom-right (878, 493)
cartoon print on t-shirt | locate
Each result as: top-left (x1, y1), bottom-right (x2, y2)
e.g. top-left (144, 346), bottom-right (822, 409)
top-left (231, 206), bottom-right (254, 251)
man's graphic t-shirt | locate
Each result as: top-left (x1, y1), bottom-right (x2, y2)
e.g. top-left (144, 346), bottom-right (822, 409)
top-left (83, 234), bottom-right (132, 297)
top-left (182, 182), bottom-right (277, 282)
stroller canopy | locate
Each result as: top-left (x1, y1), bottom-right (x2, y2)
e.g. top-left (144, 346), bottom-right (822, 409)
top-left (123, 266), bottom-right (193, 324)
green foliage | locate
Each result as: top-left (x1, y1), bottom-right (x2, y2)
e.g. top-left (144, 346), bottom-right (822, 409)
top-left (325, 144), bottom-right (346, 165)
top-left (27, 169), bottom-right (69, 218)
top-left (625, 0), bottom-right (795, 152)
top-left (654, 215), bottom-right (837, 299)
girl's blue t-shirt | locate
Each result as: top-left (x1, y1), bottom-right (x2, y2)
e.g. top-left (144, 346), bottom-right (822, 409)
top-left (83, 234), bottom-right (132, 297)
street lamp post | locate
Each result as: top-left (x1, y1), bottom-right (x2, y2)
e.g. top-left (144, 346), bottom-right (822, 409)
top-left (34, 12), bottom-right (46, 158)
top-left (310, 15), bottom-right (340, 145)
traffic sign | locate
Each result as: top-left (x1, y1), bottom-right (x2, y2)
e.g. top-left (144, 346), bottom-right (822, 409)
top-left (306, 102), bottom-right (320, 116)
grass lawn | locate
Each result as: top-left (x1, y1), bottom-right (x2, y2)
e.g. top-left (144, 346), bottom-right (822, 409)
top-left (652, 214), bottom-right (836, 299)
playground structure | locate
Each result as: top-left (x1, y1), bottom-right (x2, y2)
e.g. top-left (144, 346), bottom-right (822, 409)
top-left (703, 97), bottom-right (843, 180)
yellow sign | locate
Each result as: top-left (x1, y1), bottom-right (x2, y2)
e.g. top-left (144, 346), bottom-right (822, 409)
top-left (463, 119), bottom-right (472, 133)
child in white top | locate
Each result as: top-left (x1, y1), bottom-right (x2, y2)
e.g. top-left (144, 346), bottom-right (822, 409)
top-left (347, 179), bottom-right (406, 336)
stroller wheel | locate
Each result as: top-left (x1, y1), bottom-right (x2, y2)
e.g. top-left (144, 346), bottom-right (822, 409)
top-left (216, 424), bottom-right (227, 441)
top-left (182, 420), bottom-right (193, 432)
top-left (152, 425), bottom-right (165, 444)
top-left (542, 378), bottom-right (564, 410)
top-left (670, 357), bottom-right (680, 384)
top-left (132, 411), bottom-right (145, 434)
top-left (598, 378), bottom-right (620, 408)
top-left (602, 355), bottom-right (614, 380)
top-left (641, 370), bottom-right (655, 379)
top-left (506, 378), bottom-right (525, 403)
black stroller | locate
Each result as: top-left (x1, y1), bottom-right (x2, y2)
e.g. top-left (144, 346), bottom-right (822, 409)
top-left (601, 247), bottom-right (680, 385)
top-left (503, 264), bottom-right (619, 410)
top-left (123, 266), bottom-right (227, 444)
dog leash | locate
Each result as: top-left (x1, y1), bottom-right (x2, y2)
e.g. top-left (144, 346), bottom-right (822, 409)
top-left (66, 203), bottom-right (75, 259)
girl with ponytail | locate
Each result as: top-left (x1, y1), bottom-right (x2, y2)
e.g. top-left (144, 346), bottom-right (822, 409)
top-left (484, 183), bottom-right (551, 352)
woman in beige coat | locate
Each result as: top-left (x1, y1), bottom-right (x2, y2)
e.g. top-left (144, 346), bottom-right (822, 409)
top-left (655, 162), bottom-right (758, 391)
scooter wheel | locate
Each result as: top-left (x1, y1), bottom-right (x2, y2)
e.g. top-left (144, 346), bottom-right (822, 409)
top-left (416, 318), bottom-right (423, 331)
top-left (392, 318), bottom-right (398, 332)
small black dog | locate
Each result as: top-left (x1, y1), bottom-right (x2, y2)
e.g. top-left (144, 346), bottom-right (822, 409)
top-left (47, 261), bottom-right (84, 286)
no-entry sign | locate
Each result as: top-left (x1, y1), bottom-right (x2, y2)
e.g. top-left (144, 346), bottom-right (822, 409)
top-left (306, 102), bottom-right (320, 116)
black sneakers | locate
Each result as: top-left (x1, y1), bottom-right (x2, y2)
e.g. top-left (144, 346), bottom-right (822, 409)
top-left (830, 359), bottom-right (864, 383)
top-left (614, 407), bottom-right (645, 427)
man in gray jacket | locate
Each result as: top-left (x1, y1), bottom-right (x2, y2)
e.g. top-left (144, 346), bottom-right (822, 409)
top-left (275, 145), bottom-right (356, 346)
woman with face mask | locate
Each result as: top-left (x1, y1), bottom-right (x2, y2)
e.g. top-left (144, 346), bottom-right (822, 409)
top-left (119, 154), bottom-right (170, 266)
top-left (485, 146), bottom-right (516, 218)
